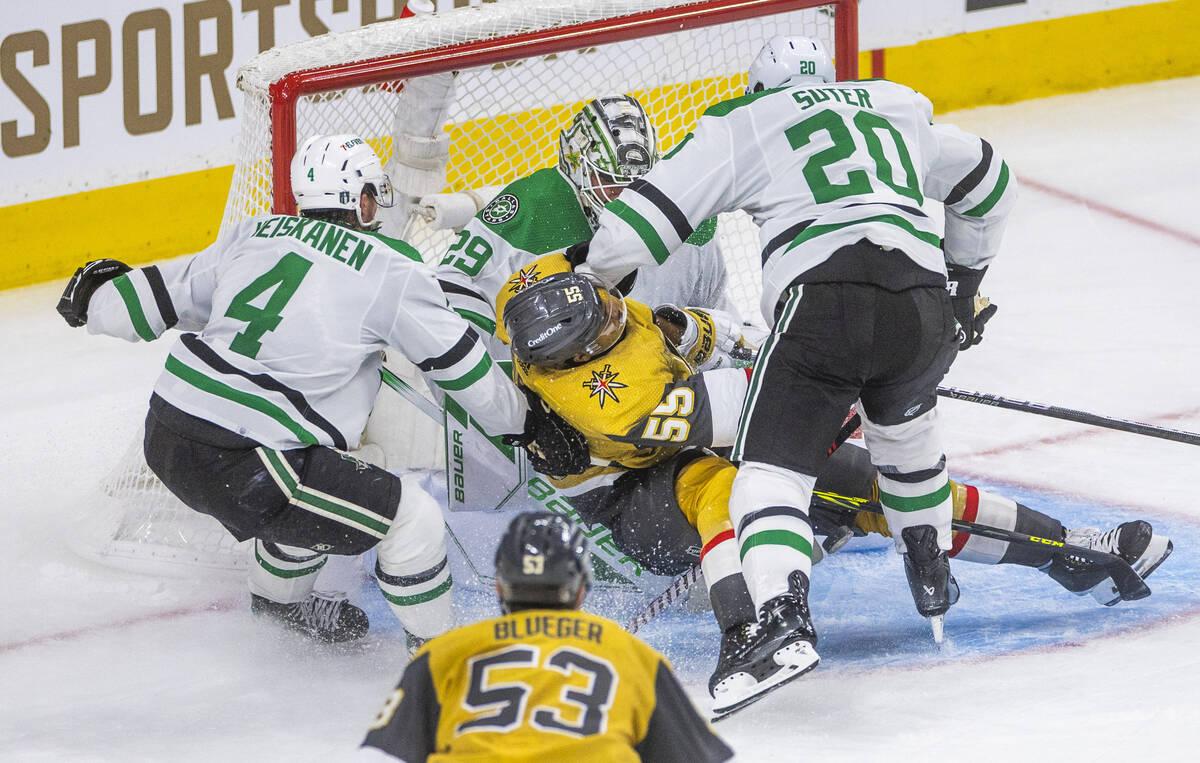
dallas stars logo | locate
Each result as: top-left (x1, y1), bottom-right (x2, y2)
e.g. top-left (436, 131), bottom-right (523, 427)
top-left (506, 264), bottom-right (543, 295)
top-left (581, 363), bottom-right (627, 409)
top-left (481, 193), bottom-right (519, 224)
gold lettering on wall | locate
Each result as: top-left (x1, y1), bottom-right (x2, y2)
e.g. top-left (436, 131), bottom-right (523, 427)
top-left (62, 20), bottom-right (112, 148)
top-left (122, 9), bottom-right (173, 135)
top-left (1, 31), bottom-right (51, 157)
top-left (184, 0), bottom-right (235, 126)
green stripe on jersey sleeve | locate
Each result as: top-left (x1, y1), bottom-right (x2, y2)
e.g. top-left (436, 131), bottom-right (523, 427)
top-left (607, 199), bottom-right (672, 264)
top-left (433, 352), bottom-right (493, 392)
top-left (964, 162), bottom-right (1011, 218)
top-left (112, 274), bottom-right (157, 341)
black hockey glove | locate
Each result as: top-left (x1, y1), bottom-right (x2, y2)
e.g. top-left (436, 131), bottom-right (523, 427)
top-left (57, 259), bottom-right (132, 327)
top-left (563, 240), bottom-right (590, 268)
top-left (502, 388), bottom-right (591, 478)
top-left (946, 264), bottom-right (997, 351)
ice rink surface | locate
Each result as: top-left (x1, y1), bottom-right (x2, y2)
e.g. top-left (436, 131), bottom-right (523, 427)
top-left (2, 77), bottom-right (1199, 761)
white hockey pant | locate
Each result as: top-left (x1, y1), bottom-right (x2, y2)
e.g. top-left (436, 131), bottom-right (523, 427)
top-left (729, 461), bottom-right (817, 609)
top-left (860, 407), bottom-right (953, 553)
top-left (373, 474), bottom-right (455, 640)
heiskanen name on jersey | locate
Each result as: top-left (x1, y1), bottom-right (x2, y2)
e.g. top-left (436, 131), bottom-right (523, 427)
top-left (85, 217), bottom-right (522, 451)
top-left (583, 77), bottom-right (1015, 322)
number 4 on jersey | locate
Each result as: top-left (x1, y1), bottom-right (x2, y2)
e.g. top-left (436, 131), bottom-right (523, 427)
top-left (225, 252), bottom-right (313, 358)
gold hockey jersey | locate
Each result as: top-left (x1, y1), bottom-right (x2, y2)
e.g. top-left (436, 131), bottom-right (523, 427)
top-left (360, 608), bottom-right (731, 762)
top-left (515, 300), bottom-right (693, 472)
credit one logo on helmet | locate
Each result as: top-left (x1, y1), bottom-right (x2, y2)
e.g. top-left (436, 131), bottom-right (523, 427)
top-left (529, 323), bottom-right (564, 347)
top-left (482, 194), bottom-right (520, 224)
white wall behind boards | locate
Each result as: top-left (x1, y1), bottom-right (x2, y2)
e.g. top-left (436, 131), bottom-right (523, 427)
top-left (0, 0), bottom-right (1162, 207)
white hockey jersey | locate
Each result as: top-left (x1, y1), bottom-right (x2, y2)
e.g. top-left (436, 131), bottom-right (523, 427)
top-left (582, 79), bottom-right (1017, 322)
top-left (86, 215), bottom-right (527, 451)
top-left (434, 167), bottom-right (735, 339)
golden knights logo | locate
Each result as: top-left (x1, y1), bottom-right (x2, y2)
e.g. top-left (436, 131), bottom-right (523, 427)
top-left (506, 264), bottom-right (544, 296)
top-left (581, 363), bottom-right (627, 408)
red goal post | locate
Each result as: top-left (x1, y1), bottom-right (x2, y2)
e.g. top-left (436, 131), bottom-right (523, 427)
top-left (72, 0), bottom-right (859, 578)
top-left (260, 0), bottom-right (859, 218)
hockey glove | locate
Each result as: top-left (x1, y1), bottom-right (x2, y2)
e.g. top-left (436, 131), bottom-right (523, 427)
top-left (57, 259), bottom-right (132, 327)
top-left (946, 264), bottom-right (997, 351)
top-left (502, 388), bottom-right (591, 478)
top-left (653, 304), bottom-right (754, 370)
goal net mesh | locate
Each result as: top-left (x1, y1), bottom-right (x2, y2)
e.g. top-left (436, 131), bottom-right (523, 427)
top-left (76, 0), bottom-right (855, 576)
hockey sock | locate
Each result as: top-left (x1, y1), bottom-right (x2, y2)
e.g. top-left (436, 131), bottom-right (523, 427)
top-left (876, 457), bottom-right (953, 553)
top-left (729, 461), bottom-right (817, 607)
top-left (949, 482), bottom-right (1065, 567)
top-left (249, 540), bottom-right (327, 604)
top-left (374, 475), bottom-right (455, 639)
top-left (376, 555), bottom-right (455, 639)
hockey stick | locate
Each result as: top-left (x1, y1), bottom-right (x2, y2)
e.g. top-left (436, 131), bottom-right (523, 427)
top-left (810, 489), bottom-right (1152, 602)
top-left (937, 386), bottom-right (1200, 446)
top-left (623, 416), bottom-right (866, 634)
top-left (624, 565), bottom-right (702, 634)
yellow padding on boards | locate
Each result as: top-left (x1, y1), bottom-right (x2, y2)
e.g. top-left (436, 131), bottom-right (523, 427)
top-left (0, 165), bottom-right (232, 291)
top-left (885, 0), bottom-right (1200, 113)
top-left (675, 455), bottom-right (737, 544)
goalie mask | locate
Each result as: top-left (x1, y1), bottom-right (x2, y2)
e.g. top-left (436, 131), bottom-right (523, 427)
top-left (503, 271), bottom-right (627, 370)
top-left (747, 35), bottom-right (835, 93)
top-left (291, 134), bottom-right (396, 230)
top-left (558, 95), bottom-right (658, 228)
top-left (494, 512), bottom-right (592, 613)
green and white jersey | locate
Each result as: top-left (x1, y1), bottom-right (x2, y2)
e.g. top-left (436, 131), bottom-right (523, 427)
top-left (86, 215), bottom-right (527, 450)
top-left (582, 79), bottom-right (1017, 322)
top-left (434, 167), bottom-right (733, 337)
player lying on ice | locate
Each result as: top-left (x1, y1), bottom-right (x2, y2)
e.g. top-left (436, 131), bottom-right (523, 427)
top-left (493, 255), bottom-right (1173, 717)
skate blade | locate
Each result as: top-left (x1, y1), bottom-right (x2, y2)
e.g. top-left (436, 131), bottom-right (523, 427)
top-left (929, 614), bottom-right (945, 645)
top-left (1093, 535), bottom-right (1173, 606)
top-left (710, 642), bottom-right (819, 720)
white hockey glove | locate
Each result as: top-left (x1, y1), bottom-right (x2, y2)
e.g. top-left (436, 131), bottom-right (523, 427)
top-left (653, 304), bottom-right (755, 371)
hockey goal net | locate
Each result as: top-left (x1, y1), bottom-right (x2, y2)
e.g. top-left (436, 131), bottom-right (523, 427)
top-left (74, 0), bottom-right (858, 576)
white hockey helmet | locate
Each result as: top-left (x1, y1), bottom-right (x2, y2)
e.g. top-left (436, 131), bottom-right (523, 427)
top-left (558, 95), bottom-right (658, 228)
top-left (747, 35), bottom-right (835, 93)
top-left (290, 134), bottom-right (395, 230)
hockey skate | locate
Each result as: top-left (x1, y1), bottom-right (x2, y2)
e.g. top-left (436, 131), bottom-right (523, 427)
top-left (251, 591), bottom-right (370, 643)
top-left (1044, 520), bottom-right (1173, 606)
top-left (901, 525), bottom-right (959, 644)
top-left (710, 571), bottom-right (819, 719)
